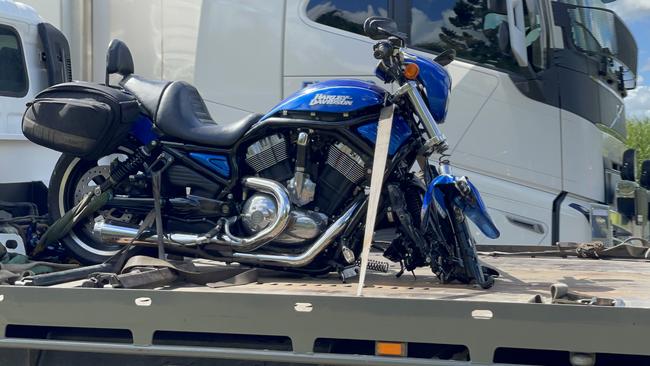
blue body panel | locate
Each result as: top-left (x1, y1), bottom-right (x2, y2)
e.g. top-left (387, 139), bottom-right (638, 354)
top-left (422, 174), bottom-right (500, 239)
top-left (130, 115), bottom-right (158, 145)
top-left (411, 54), bottom-right (452, 123)
top-left (356, 113), bottom-right (412, 156)
top-left (189, 153), bottom-right (231, 178)
top-left (261, 79), bottom-right (387, 121)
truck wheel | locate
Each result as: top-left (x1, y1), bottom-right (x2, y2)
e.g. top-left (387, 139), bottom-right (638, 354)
top-left (47, 148), bottom-right (134, 264)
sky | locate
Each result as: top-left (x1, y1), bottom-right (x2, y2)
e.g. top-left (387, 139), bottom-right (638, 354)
top-left (608, 0), bottom-right (650, 119)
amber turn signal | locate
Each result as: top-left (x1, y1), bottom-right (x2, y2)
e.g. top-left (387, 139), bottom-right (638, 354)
top-left (403, 63), bottom-right (420, 80)
top-left (376, 341), bottom-right (407, 357)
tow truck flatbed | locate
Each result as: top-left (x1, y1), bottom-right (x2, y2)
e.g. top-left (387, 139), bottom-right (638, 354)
top-left (0, 254), bottom-right (649, 365)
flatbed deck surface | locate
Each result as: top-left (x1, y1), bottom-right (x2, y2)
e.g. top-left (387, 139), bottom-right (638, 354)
top-left (143, 255), bottom-right (650, 308)
top-left (8, 254), bottom-right (650, 364)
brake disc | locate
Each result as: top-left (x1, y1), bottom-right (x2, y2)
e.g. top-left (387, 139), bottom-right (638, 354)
top-left (73, 165), bottom-right (132, 225)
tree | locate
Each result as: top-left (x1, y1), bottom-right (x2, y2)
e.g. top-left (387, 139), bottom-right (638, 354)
top-left (626, 118), bottom-right (650, 176)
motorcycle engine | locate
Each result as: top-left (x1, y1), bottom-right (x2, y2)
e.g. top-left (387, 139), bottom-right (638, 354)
top-left (241, 193), bottom-right (327, 244)
top-left (243, 133), bottom-right (367, 243)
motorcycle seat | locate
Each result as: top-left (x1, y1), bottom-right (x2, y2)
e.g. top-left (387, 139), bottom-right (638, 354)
top-left (122, 76), bottom-right (261, 147)
top-left (121, 75), bottom-right (170, 117)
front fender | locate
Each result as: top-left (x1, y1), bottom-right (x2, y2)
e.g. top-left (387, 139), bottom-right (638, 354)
top-left (422, 174), bottom-right (500, 239)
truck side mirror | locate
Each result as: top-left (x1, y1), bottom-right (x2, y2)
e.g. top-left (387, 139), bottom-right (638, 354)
top-left (105, 39), bottom-right (134, 86)
top-left (37, 23), bottom-right (72, 86)
top-left (641, 160), bottom-right (650, 190)
top-left (621, 149), bottom-right (637, 182)
top-left (505, 0), bottom-right (529, 67)
top-left (497, 22), bottom-right (510, 54)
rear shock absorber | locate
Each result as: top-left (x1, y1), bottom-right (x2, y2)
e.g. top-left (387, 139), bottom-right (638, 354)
top-left (101, 141), bottom-right (157, 191)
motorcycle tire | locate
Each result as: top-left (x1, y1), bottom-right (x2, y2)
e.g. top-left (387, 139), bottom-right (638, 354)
top-left (448, 204), bottom-right (494, 289)
top-left (47, 147), bottom-right (137, 264)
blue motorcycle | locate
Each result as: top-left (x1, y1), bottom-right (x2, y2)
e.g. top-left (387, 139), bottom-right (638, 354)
top-left (24, 17), bottom-right (498, 288)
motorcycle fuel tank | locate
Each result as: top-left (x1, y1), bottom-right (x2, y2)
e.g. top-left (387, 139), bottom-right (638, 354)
top-left (260, 79), bottom-right (387, 121)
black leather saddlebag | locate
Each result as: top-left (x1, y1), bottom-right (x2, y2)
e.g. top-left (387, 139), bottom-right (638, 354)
top-left (22, 81), bottom-right (139, 160)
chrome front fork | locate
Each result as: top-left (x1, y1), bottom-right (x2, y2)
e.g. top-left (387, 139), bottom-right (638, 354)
top-left (395, 81), bottom-right (448, 155)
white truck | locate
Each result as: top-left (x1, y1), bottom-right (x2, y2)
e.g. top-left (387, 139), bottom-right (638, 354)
top-left (6, 0), bottom-right (642, 247)
top-left (0, 0), bottom-right (67, 184)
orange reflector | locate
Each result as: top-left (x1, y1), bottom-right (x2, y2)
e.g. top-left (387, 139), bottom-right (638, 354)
top-left (403, 63), bottom-right (420, 80)
top-left (376, 341), bottom-right (407, 357)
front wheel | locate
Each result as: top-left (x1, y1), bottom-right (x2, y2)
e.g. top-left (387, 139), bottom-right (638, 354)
top-left (449, 205), bottom-right (494, 289)
top-left (47, 148), bottom-right (139, 264)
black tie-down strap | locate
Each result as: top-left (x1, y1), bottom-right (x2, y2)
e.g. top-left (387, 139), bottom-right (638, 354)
top-left (82, 255), bottom-right (258, 289)
top-left (528, 283), bottom-right (625, 307)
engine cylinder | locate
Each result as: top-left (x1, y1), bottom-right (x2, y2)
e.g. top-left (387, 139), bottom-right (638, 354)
top-left (245, 134), bottom-right (292, 181)
top-left (314, 142), bottom-right (366, 214)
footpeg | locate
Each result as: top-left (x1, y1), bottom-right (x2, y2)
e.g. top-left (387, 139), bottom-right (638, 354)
top-left (339, 265), bottom-right (359, 283)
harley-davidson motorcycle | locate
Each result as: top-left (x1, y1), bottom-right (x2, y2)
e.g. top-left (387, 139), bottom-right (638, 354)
top-left (23, 17), bottom-right (499, 288)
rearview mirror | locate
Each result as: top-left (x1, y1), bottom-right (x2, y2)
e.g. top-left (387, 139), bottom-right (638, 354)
top-left (105, 39), bottom-right (134, 85)
top-left (363, 17), bottom-right (405, 41)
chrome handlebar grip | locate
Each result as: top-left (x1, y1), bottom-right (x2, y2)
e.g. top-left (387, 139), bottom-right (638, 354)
top-left (395, 81), bottom-right (448, 154)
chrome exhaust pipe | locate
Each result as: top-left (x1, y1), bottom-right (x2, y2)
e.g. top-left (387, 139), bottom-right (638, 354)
top-left (94, 200), bottom-right (360, 268)
top-left (95, 177), bottom-right (291, 252)
top-left (218, 177), bottom-right (291, 251)
top-left (94, 221), bottom-right (199, 246)
top-left (232, 201), bottom-right (360, 267)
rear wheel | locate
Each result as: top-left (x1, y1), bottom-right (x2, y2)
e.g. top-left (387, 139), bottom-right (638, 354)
top-left (47, 147), bottom-right (140, 264)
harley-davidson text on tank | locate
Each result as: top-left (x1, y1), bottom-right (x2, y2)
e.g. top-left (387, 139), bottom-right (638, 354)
top-left (309, 94), bottom-right (354, 106)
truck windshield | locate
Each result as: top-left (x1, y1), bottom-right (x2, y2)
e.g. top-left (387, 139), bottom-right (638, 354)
top-left (557, 1), bottom-right (637, 87)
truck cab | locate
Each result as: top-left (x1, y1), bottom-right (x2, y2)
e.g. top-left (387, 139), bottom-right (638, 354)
top-left (0, 1), bottom-right (69, 184)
